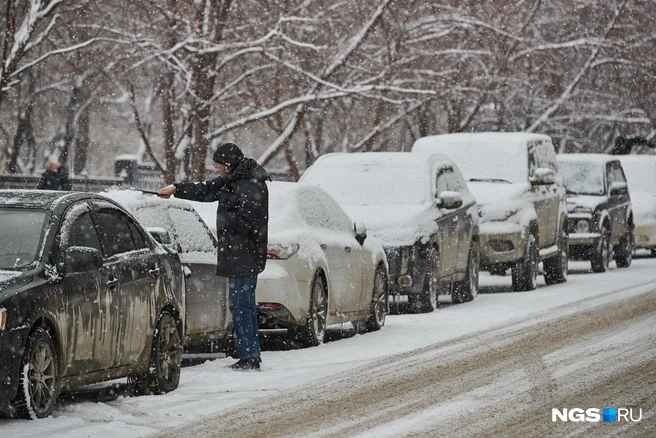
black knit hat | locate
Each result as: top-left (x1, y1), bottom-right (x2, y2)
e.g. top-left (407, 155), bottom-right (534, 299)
top-left (213, 143), bottom-right (244, 171)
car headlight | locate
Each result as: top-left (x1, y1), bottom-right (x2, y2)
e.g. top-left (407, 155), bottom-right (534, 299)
top-left (575, 219), bottom-right (590, 233)
top-left (0, 307), bottom-right (6, 330)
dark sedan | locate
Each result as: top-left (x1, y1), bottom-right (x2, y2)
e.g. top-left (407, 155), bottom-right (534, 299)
top-left (0, 190), bottom-right (185, 419)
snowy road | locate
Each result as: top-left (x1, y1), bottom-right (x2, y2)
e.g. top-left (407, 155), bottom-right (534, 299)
top-left (2, 258), bottom-right (656, 437)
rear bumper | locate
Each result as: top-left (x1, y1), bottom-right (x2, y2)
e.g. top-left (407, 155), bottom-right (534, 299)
top-left (568, 232), bottom-right (601, 247)
top-left (0, 326), bottom-right (29, 403)
top-left (256, 265), bottom-right (306, 325)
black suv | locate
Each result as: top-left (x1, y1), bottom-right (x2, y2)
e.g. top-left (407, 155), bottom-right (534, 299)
top-left (557, 154), bottom-right (634, 272)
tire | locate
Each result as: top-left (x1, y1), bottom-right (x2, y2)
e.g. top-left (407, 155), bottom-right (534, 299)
top-left (544, 229), bottom-right (568, 285)
top-left (410, 247), bottom-right (439, 313)
top-left (130, 313), bottom-right (181, 395)
top-left (298, 274), bottom-right (328, 347)
top-left (652, 248), bottom-right (656, 258)
top-left (453, 241), bottom-right (480, 303)
top-left (615, 232), bottom-right (633, 268)
top-left (590, 228), bottom-right (611, 273)
top-left (10, 328), bottom-right (59, 419)
top-left (512, 235), bottom-right (538, 292)
top-left (366, 265), bottom-right (388, 332)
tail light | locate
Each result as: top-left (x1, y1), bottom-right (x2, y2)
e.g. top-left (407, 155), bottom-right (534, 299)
top-left (0, 308), bottom-right (6, 330)
top-left (267, 243), bottom-right (299, 260)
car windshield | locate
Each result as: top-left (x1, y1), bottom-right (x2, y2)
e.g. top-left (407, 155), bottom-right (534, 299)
top-left (621, 160), bottom-right (656, 194)
top-left (559, 161), bottom-right (605, 195)
top-left (303, 163), bottom-right (430, 206)
top-left (0, 208), bottom-right (47, 269)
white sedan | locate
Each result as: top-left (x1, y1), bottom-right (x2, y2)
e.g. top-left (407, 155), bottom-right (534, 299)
top-left (618, 155), bottom-right (656, 255)
top-left (256, 182), bottom-right (389, 347)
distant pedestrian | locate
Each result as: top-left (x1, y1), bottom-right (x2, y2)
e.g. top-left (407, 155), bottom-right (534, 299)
top-left (37, 155), bottom-right (72, 191)
top-left (157, 143), bottom-right (269, 371)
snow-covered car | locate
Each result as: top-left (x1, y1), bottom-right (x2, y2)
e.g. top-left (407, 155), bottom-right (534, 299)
top-left (104, 190), bottom-right (233, 354)
top-left (557, 154), bottom-right (633, 271)
top-left (300, 153), bottom-right (479, 312)
top-left (413, 132), bottom-right (568, 291)
top-left (0, 190), bottom-right (184, 419)
top-left (618, 155), bottom-right (656, 256)
top-left (257, 182), bottom-right (389, 347)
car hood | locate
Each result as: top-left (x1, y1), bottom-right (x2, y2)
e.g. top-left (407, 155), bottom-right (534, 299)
top-left (566, 194), bottom-right (608, 213)
top-left (468, 181), bottom-right (532, 223)
top-left (341, 204), bottom-right (440, 247)
top-left (630, 192), bottom-right (656, 224)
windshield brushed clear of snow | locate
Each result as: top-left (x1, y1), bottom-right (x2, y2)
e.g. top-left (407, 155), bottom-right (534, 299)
top-left (620, 160), bottom-right (656, 194)
top-left (0, 209), bottom-right (47, 269)
top-left (302, 162), bottom-right (430, 206)
top-left (558, 161), bottom-right (605, 195)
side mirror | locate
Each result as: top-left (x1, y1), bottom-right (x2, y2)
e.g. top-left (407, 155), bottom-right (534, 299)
top-left (354, 221), bottom-right (367, 246)
top-left (530, 168), bottom-right (556, 186)
top-left (436, 191), bottom-right (463, 210)
top-left (609, 181), bottom-right (628, 197)
top-left (65, 246), bottom-right (102, 273)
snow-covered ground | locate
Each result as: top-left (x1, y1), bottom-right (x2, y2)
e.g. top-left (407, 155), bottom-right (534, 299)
top-left (2, 258), bottom-right (656, 436)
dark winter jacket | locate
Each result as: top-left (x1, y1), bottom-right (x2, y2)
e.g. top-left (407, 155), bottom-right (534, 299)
top-left (36, 168), bottom-right (72, 191)
top-left (174, 158), bottom-right (269, 278)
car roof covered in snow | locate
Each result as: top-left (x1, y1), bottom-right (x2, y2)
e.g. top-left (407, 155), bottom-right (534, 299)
top-left (617, 154), bottom-right (656, 164)
top-left (0, 189), bottom-right (114, 211)
top-left (413, 132), bottom-right (552, 150)
top-left (557, 153), bottom-right (620, 165)
top-left (305, 151), bottom-right (455, 170)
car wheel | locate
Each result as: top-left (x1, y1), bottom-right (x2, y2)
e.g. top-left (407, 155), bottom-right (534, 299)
top-left (298, 273), bottom-right (328, 347)
top-left (453, 240), bottom-right (480, 303)
top-left (10, 328), bottom-right (59, 419)
top-left (651, 248), bottom-right (656, 258)
top-left (366, 264), bottom-right (388, 332)
top-left (615, 232), bottom-right (633, 268)
top-left (590, 229), bottom-right (611, 273)
top-left (544, 228), bottom-right (568, 285)
top-left (411, 247), bottom-right (439, 313)
top-left (512, 235), bottom-right (538, 291)
top-left (130, 312), bottom-right (181, 395)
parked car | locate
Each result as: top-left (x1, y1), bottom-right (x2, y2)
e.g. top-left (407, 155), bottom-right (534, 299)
top-left (557, 154), bottom-right (634, 271)
top-left (301, 152), bottom-right (479, 312)
top-left (104, 190), bottom-right (232, 354)
top-left (0, 190), bottom-right (184, 419)
top-left (413, 132), bottom-right (568, 291)
top-left (617, 155), bottom-right (656, 256)
top-left (256, 182), bottom-right (389, 346)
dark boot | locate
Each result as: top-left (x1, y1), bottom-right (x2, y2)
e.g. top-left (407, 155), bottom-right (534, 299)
top-left (230, 357), bottom-right (261, 371)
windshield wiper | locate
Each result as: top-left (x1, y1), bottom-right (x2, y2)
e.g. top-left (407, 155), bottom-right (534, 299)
top-left (469, 178), bottom-right (511, 184)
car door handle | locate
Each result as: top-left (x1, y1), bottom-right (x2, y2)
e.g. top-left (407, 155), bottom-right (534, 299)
top-left (149, 267), bottom-right (161, 278)
top-left (345, 247), bottom-right (352, 253)
top-left (106, 278), bottom-right (118, 288)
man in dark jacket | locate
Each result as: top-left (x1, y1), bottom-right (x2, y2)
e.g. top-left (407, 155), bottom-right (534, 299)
top-left (37, 155), bottom-right (72, 191)
top-left (157, 143), bottom-right (269, 370)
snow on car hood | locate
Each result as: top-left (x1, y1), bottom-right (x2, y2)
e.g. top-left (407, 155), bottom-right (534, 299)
top-left (566, 194), bottom-right (608, 213)
top-left (341, 203), bottom-right (440, 247)
top-left (0, 270), bottom-right (28, 295)
top-left (468, 181), bottom-right (535, 224)
top-left (629, 192), bottom-right (656, 225)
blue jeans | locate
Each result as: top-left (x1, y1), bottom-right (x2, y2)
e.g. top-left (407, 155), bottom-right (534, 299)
top-left (228, 276), bottom-right (261, 359)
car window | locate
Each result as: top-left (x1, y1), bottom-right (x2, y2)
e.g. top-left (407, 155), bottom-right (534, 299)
top-left (298, 189), bottom-right (353, 232)
top-left (529, 141), bottom-right (558, 178)
top-left (67, 211), bottom-right (102, 252)
top-left (127, 220), bottom-right (149, 250)
top-left (94, 208), bottom-right (138, 257)
top-left (607, 161), bottom-right (627, 187)
top-left (0, 208), bottom-right (47, 269)
top-left (166, 207), bottom-right (216, 253)
top-left (436, 168), bottom-right (464, 194)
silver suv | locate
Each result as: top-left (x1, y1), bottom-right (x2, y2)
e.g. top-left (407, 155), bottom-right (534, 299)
top-left (413, 132), bottom-right (568, 291)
